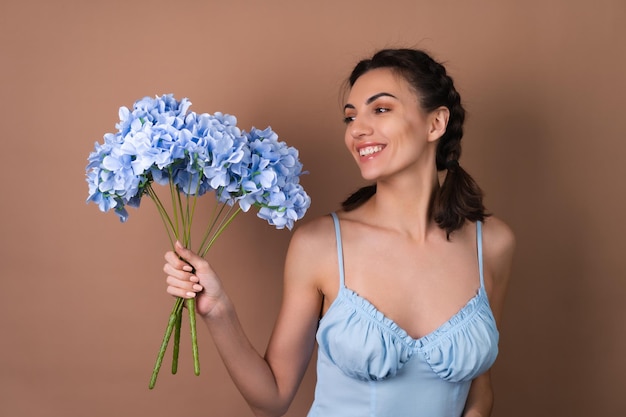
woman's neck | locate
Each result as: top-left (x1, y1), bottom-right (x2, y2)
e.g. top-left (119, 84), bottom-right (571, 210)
top-left (364, 167), bottom-right (440, 242)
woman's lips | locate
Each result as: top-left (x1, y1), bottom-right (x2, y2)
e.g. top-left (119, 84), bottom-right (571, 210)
top-left (358, 144), bottom-right (385, 157)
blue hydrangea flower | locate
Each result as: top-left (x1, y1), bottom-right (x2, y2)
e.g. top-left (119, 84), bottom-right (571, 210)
top-left (86, 132), bottom-right (140, 222)
top-left (237, 127), bottom-right (311, 229)
top-left (86, 94), bottom-right (197, 222)
top-left (86, 95), bottom-right (310, 228)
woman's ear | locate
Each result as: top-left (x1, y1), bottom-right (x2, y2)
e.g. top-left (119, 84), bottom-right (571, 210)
top-left (428, 106), bottom-right (450, 142)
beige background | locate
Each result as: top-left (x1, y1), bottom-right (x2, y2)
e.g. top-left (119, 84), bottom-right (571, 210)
top-left (1, 1), bottom-right (625, 416)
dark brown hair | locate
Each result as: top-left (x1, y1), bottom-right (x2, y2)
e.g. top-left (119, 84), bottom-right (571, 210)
top-left (341, 48), bottom-right (489, 238)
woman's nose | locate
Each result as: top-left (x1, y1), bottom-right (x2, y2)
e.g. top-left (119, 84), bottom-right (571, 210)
top-left (349, 117), bottom-right (373, 139)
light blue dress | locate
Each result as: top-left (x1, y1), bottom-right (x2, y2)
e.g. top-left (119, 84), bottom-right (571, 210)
top-left (307, 213), bottom-right (499, 417)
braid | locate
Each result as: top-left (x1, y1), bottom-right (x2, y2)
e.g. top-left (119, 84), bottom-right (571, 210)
top-left (435, 74), bottom-right (465, 171)
top-left (432, 70), bottom-right (489, 238)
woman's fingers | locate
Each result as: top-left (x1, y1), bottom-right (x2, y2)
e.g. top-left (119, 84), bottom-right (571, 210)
top-left (165, 274), bottom-right (204, 298)
top-left (174, 241), bottom-right (210, 273)
top-left (163, 244), bottom-right (219, 306)
top-left (164, 250), bottom-right (193, 272)
top-left (163, 247), bottom-right (205, 297)
top-left (165, 274), bottom-right (203, 292)
top-left (165, 283), bottom-right (197, 299)
top-left (163, 259), bottom-right (191, 278)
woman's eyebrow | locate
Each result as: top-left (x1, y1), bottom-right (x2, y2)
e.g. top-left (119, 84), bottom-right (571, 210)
top-left (343, 92), bottom-right (398, 111)
top-left (366, 92), bottom-right (397, 104)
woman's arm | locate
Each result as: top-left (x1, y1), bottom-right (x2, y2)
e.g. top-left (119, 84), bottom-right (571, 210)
top-left (462, 217), bottom-right (516, 417)
top-left (462, 371), bottom-right (494, 417)
top-left (165, 220), bottom-right (330, 417)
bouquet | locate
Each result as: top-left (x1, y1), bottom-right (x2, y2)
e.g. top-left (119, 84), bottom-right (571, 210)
top-left (86, 94), bottom-right (311, 388)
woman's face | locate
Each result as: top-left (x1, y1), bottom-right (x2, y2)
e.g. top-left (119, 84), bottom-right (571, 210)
top-left (343, 68), bottom-right (437, 182)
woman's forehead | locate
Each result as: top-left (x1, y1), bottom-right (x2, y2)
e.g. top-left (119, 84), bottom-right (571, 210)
top-left (346, 69), bottom-right (416, 105)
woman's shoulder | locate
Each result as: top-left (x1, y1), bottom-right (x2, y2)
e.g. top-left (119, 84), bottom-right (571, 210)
top-left (480, 216), bottom-right (516, 284)
top-left (284, 213), bottom-right (339, 287)
top-left (290, 213), bottom-right (337, 246)
top-left (286, 213), bottom-right (338, 265)
top-left (481, 216), bottom-right (516, 256)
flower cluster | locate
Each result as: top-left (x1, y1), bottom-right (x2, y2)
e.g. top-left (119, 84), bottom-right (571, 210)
top-left (85, 94), bottom-right (311, 389)
top-left (237, 127), bottom-right (310, 229)
top-left (86, 94), bottom-right (310, 229)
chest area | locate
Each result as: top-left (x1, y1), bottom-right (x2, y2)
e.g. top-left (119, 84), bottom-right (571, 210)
top-left (316, 286), bottom-right (499, 383)
top-left (337, 236), bottom-right (481, 339)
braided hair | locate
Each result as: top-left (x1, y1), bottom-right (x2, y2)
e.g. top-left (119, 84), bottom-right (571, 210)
top-left (341, 48), bottom-right (489, 238)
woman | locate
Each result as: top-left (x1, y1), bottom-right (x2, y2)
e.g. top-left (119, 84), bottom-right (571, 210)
top-left (164, 48), bottom-right (515, 417)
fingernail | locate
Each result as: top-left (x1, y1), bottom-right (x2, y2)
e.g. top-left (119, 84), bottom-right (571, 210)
top-left (186, 292), bottom-right (196, 298)
top-left (193, 284), bottom-right (203, 291)
top-left (183, 265), bottom-right (193, 272)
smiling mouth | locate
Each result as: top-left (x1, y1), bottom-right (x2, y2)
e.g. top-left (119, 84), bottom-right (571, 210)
top-left (359, 145), bottom-right (384, 157)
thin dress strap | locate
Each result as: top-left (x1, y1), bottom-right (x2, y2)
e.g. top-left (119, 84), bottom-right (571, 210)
top-left (330, 212), bottom-right (346, 288)
top-left (476, 220), bottom-right (485, 290)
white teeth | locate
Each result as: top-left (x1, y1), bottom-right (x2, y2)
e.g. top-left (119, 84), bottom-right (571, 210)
top-left (359, 145), bottom-right (383, 156)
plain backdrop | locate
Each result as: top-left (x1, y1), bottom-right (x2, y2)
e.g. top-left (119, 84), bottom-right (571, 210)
top-left (1, 1), bottom-right (625, 416)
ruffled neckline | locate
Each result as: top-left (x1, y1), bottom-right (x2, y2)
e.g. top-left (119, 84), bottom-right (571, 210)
top-left (335, 285), bottom-right (485, 351)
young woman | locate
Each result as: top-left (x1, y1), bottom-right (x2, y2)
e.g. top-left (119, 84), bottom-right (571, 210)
top-left (164, 48), bottom-right (515, 417)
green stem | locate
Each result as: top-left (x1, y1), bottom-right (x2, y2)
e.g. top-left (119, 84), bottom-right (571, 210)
top-left (171, 306), bottom-right (182, 374)
top-left (186, 298), bottom-right (200, 376)
top-left (184, 176), bottom-right (202, 249)
top-left (149, 176), bottom-right (235, 387)
top-left (168, 173), bottom-right (180, 240)
top-left (149, 297), bottom-right (184, 389)
top-left (197, 201), bottom-right (227, 255)
top-left (176, 188), bottom-right (187, 246)
top-left (201, 207), bottom-right (242, 257)
top-left (183, 193), bottom-right (197, 249)
top-left (147, 185), bottom-right (177, 248)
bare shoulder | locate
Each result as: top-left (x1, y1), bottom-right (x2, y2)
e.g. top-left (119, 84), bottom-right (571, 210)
top-left (284, 214), bottom-right (337, 287)
top-left (482, 216), bottom-right (516, 261)
top-left (480, 216), bottom-right (516, 298)
top-left (288, 214), bottom-right (336, 255)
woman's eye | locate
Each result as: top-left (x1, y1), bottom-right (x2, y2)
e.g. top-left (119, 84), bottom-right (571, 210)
top-left (343, 115), bottom-right (355, 124)
top-left (375, 107), bottom-right (390, 114)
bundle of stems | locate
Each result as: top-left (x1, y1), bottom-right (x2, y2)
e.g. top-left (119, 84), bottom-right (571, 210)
top-left (146, 179), bottom-right (241, 389)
